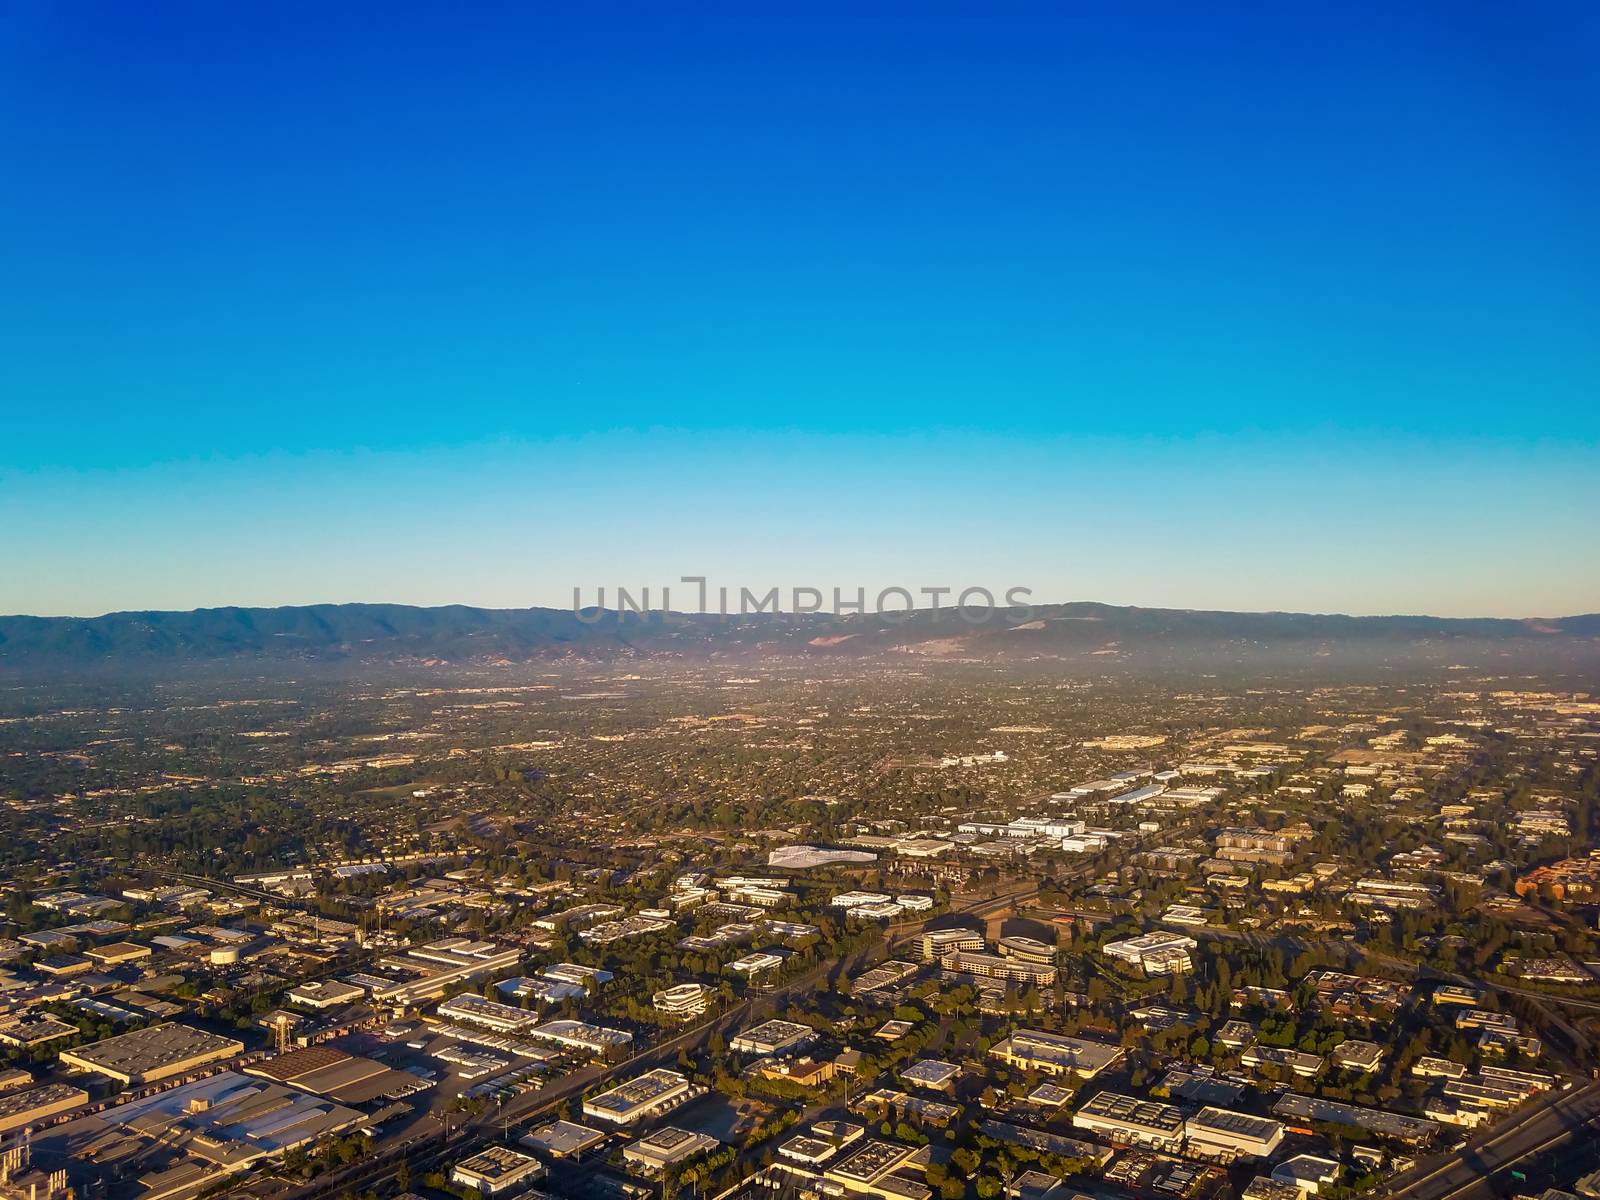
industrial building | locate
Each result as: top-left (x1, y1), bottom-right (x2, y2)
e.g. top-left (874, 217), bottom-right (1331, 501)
top-left (436, 994), bottom-right (541, 1035)
top-left (369, 939), bottom-right (522, 1008)
top-left (77, 1071), bottom-right (370, 1174)
top-left (1271, 1094), bottom-right (1440, 1144)
top-left (823, 1138), bottom-right (933, 1200)
top-left (1242, 1179), bottom-right (1303, 1200)
top-left (449, 1146), bottom-right (546, 1196)
top-left (58, 1022), bottom-right (244, 1086)
top-left (1272, 1155), bottom-right (1342, 1195)
top-left (527, 1019), bottom-right (633, 1055)
top-left (539, 962), bottom-right (612, 990)
top-left (286, 980), bottom-right (366, 1010)
top-left (84, 941), bottom-right (152, 967)
top-left (495, 976), bottom-right (583, 1005)
top-left (245, 1045), bottom-right (424, 1104)
top-left (519, 1118), bottom-right (608, 1159)
top-left (1071, 1091), bottom-right (1186, 1152)
top-left (0, 1084), bottom-right (88, 1134)
top-left (1183, 1107), bottom-right (1286, 1159)
top-left (1242, 1043), bottom-right (1324, 1078)
top-left (731, 1019), bottom-right (815, 1057)
top-left (0, 1016), bottom-right (77, 1049)
top-left (583, 1069), bottom-right (698, 1125)
top-left (622, 1126), bottom-right (720, 1173)
top-left (779, 1121), bottom-right (864, 1167)
top-left (901, 1059), bottom-right (960, 1093)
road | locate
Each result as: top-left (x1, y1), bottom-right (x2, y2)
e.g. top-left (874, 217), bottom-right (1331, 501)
top-left (1386, 1081), bottom-right (1600, 1200)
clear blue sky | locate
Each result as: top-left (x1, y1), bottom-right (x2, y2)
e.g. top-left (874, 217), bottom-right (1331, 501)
top-left (3, 2), bottom-right (1596, 617)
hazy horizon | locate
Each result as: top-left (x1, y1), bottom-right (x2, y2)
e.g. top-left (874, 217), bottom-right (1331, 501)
top-left (7, 588), bottom-right (1598, 624)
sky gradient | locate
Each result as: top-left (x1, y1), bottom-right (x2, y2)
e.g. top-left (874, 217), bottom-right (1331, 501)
top-left (3, 2), bottom-right (1597, 618)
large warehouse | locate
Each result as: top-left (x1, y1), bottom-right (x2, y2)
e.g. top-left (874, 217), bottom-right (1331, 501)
top-left (583, 1069), bottom-right (700, 1126)
top-left (61, 1071), bottom-right (371, 1181)
top-left (0, 1083), bottom-right (89, 1134)
top-left (59, 1023), bottom-right (244, 1086)
top-left (1071, 1091), bottom-right (1187, 1152)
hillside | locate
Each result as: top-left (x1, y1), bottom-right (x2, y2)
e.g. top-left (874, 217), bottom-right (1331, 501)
top-left (1, 601), bottom-right (1597, 675)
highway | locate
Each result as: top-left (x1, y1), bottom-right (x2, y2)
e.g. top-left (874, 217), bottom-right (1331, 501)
top-left (1386, 1081), bottom-right (1600, 1200)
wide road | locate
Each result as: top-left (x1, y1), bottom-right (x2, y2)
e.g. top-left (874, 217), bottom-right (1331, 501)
top-left (1385, 1081), bottom-right (1600, 1200)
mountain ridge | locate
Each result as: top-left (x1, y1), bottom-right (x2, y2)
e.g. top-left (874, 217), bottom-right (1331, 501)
top-left (1, 601), bottom-right (1597, 671)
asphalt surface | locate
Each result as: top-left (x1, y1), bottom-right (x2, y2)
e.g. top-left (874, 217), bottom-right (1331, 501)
top-left (1385, 1081), bottom-right (1600, 1200)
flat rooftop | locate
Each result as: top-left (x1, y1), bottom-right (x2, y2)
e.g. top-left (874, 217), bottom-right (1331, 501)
top-left (993, 1029), bottom-right (1122, 1074)
top-left (831, 1139), bottom-right (919, 1183)
top-left (0, 1083), bottom-right (88, 1125)
top-left (901, 1059), bottom-right (960, 1088)
top-left (1076, 1090), bottom-right (1185, 1134)
top-left (634, 1125), bottom-right (710, 1152)
top-left (586, 1069), bottom-right (687, 1114)
top-left (734, 1019), bottom-right (813, 1044)
top-left (247, 1045), bottom-right (349, 1081)
top-left (61, 1022), bottom-right (242, 1080)
top-left (454, 1146), bottom-right (543, 1182)
top-left (1272, 1092), bottom-right (1439, 1142)
top-left (90, 1071), bottom-right (367, 1167)
top-left (1188, 1106), bottom-right (1284, 1140)
top-left (521, 1118), bottom-right (607, 1157)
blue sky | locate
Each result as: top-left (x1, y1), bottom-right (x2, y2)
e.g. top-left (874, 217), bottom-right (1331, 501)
top-left (2, 2), bottom-right (1596, 617)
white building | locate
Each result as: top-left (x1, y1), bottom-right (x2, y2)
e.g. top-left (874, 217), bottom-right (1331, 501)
top-left (652, 983), bottom-right (713, 1019)
top-left (1062, 834), bottom-right (1110, 854)
top-left (830, 891), bottom-right (892, 909)
top-left (728, 951), bottom-right (786, 975)
top-left (1184, 1107), bottom-right (1285, 1159)
top-left (989, 1030), bottom-right (1122, 1080)
top-left (623, 1126), bottom-right (720, 1173)
top-left (850, 901), bottom-right (905, 920)
top-left (1272, 1156), bottom-right (1341, 1195)
top-left (1005, 817), bottom-right (1087, 839)
top-left (1102, 932), bottom-right (1197, 976)
top-left (450, 1147), bottom-right (545, 1196)
top-left (583, 1069), bottom-right (697, 1125)
top-left (731, 1019), bottom-right (815, 1057)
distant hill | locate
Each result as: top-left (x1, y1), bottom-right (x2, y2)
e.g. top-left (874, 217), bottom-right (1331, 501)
top-left (1, 601), bottom-right (1597, 675)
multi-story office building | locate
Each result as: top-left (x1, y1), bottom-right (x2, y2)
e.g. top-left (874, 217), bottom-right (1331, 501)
top-left (942, 950), bottom-right (1057, 988)
top-left (917, 928), bottom-right (984, 963)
